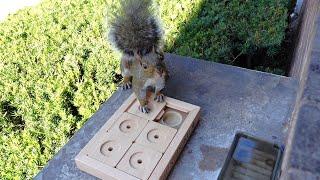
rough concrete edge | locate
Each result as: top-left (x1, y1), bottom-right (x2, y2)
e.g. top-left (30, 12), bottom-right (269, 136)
top-left (281, 1), bottom-right (320, 179)
top-left (166, 53), bottom-right (293, 80)
top-left (282, 168), bottom-right (320, 180)
top-left (289, 0), bottom-right (318, 82)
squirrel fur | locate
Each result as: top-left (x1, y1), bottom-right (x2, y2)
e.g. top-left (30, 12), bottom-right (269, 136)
top-left (108, 0), bottom-right (168, 113)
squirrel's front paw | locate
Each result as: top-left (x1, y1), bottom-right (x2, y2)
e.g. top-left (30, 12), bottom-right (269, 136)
top-left (138, 105), bottom-right (150, 113)
top-left (154, 93), bottom-right (164, 102)
top-left (120, 81), bottom-right (132, 90)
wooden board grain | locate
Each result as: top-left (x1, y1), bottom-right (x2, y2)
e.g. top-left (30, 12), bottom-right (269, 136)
top-left (75, 93), bottom-right (200, 180)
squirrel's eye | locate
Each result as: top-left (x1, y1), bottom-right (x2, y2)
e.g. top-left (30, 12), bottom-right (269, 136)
top-left (124, 50), bottom-right (134, 56)
top-left (124, 49), bottom-right (133, 56)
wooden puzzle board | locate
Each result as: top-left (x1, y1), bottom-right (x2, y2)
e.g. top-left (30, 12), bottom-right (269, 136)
top-left (75, 93), bottom-right (200, 180)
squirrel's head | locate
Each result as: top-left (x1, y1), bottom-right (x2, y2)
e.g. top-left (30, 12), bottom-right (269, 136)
top-left (131, 46), bottom-right (166, 78)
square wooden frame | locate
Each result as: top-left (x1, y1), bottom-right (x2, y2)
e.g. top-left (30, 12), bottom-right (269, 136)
top-left (75, 94), bottom-right (200, 180)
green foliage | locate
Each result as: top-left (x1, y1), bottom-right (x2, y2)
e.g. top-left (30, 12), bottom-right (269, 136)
top-left (168, 0), bottom-right (289, 65)
top-left (0, 0), bottom-right (290, 179)
top-left (226, 0), bottom-right (288, 55)
top-left (167, 0), bottom-right (232, 63)
top-left (0, 0), bottom-right (118, 179)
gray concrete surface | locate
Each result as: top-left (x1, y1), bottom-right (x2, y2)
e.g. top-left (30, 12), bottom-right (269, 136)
top-left (35, 53), bottom-right (298, 180)
top-left (289, 0), bottom-right (319, 81)
top-left (281, 10), bottom-right (320, 179)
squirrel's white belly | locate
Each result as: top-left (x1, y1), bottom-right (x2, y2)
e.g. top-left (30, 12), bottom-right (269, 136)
top-left (144, 77), bottom-right (165, 90)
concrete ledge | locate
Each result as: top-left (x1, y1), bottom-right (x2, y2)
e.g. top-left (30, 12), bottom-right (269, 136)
top-left (35, 54), bottom-right (297, 180)
top-left (289, 0), bottom-right (319, 82)
top-left (282, 8), bottom-right (320, 178)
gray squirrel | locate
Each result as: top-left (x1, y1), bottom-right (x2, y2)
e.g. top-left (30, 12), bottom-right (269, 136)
top-left (108, 0), bottom-right (169, 113)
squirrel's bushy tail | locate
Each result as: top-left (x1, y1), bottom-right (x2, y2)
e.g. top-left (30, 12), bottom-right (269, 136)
top-left (108, 0), bottom-right (163, 54)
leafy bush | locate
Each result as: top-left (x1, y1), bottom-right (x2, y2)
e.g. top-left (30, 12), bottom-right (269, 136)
top-left (227, 1), bottom-right (288, 55)
top-left (0, 0), bottom-right (290, 179)
top-left (0, 1), bottom-right (119, 178)
top-left (169, 0), bottom-right (289, 69)
top-left (0, 0), bottom-right (201, 179)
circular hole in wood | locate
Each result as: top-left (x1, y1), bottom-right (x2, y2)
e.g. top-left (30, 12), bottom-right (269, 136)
top-left (100, 141), bottom-right (118, 156)
top-left (119, 120), bottom-right (135, 133)
top-left (161, 111), bottom-right (183, 128)
top-left (129, 152), bottom-right (144, 169)
top-left (147, 129), bottom-right (161, 143)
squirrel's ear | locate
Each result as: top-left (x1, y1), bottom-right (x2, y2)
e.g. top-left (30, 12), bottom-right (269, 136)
top-left (134, 50), bottom-right (142, 65)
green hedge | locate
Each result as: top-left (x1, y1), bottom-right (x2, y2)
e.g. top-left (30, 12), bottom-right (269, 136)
top-left (170, 0), bottom-right (289, 67)
top-left (0, 0), bottom-right (289, 179)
